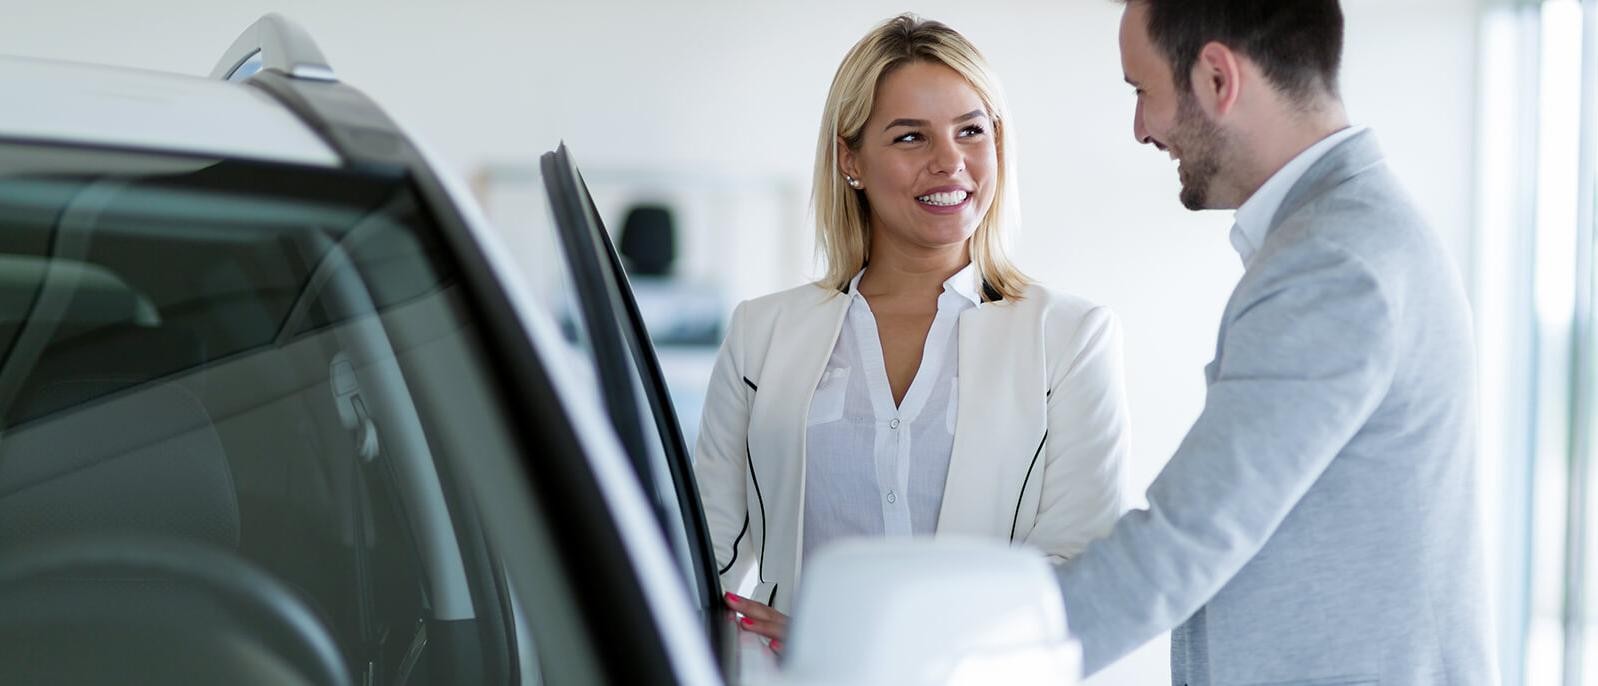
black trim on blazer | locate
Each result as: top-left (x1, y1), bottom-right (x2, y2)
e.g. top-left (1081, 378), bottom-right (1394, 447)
top-left (1009, 432), bottom-right (1049, 541)
top-left (766, 583), bottom-right (779, 608)
top-left (740, 378), bottom-right (768, 580)
top-left (718, 514), bottom-right (749, 576)
top-left (747, 439), bottom-right (770, 582)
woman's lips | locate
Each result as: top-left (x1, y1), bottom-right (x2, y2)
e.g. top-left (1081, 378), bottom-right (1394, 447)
top-left (916, 189), bottom-right (971, 215)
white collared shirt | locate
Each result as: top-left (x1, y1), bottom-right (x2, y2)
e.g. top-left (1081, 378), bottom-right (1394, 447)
top-left (1230, 125), bottom-right (1367, 267)
top-left (801, 263), bottom-right (982, 567)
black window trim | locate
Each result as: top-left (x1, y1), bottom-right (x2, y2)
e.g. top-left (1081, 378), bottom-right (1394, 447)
top-left (547, 144), bottom-right (731, 650)
top-left (537, 147), bottom-right (659, 502)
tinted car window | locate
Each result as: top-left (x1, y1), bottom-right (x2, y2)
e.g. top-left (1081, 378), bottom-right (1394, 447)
top-left (0, 142), bottom-right (538, 685)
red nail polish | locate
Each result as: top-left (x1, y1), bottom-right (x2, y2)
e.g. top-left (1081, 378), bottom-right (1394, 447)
top-left (741, 617), bottom-right (754, 627)
top-left (725, 592), bottom-right (740, 605)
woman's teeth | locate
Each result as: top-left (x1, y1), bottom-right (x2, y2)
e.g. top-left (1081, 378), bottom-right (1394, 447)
top-left (917, 190), bottom-right (969, 207)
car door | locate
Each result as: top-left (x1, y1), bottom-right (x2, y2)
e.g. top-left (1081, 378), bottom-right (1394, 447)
top-left (538, 143), bottom-right (741, 674)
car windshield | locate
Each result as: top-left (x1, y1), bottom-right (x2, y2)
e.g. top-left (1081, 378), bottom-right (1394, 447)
top-left (0, 141), bottom-right (536, 684)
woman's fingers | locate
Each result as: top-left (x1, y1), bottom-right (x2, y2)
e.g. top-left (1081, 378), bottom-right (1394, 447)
top-left (725, 593), bottom-right (783, 622)
top-left (738, 613), bottom-right (787, 641)
top-left (725, 592), bottom-right (789, 642)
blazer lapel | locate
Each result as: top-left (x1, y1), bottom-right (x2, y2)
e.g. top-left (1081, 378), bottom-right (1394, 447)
top-left (937, 301), bottom-right (1048, 539)
top-left (747, 287), bottom-right (851, 586)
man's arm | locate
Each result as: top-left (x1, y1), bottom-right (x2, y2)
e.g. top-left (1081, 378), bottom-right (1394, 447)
top-left (1057, 240), bottom-right (1399, 674)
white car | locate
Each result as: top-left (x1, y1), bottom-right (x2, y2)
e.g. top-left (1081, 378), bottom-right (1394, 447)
top-left (0, 14), bottom-right (1079, 686)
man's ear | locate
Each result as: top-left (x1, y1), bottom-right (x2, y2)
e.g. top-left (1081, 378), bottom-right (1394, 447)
top-left (836, 136), bottom-right (863, 182)
top-left (1191, 41), bottom-right (1243, 118)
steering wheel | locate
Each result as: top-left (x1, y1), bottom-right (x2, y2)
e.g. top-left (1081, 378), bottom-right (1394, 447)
top-left (0, 536), bottom-right (350, 686)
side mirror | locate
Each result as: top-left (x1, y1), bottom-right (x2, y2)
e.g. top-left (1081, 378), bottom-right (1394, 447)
top-left (772, 538), bottom-right (1080, 686)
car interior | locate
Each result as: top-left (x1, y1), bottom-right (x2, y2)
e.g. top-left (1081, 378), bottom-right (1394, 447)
top-left (0, 141), bottom-right (518, 685)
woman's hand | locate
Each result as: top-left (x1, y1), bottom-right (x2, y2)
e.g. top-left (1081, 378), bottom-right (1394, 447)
top-left (725, 592), bottom-right (788, 652)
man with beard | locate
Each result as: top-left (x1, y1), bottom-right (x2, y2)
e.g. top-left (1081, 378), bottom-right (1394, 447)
top-left (1052, 1), bottom-right (1497, 684)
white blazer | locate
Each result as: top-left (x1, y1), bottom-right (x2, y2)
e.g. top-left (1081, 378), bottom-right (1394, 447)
top-left (693, 280), bottom-right (1129, 613)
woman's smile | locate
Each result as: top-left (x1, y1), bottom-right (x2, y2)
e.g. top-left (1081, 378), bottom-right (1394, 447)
top-left (914, 185), bottom-right (973, 214)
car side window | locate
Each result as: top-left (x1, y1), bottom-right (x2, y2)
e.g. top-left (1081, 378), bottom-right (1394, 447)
top-left (0, 143), bottom-right (536, 685)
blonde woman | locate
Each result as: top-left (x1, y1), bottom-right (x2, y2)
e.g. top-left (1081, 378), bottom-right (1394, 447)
top-left (693, 14), bottom-right (1128, 650)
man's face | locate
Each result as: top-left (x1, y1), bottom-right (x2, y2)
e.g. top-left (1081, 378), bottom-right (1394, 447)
top-left (1119, 2), bottom-right (1230, 210)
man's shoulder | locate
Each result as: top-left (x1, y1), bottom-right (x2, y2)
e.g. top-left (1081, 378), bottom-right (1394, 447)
top-left (1243, 170), bottom-right (1467, 339)
top-left (1265, 169), bottom-right (1440, 282)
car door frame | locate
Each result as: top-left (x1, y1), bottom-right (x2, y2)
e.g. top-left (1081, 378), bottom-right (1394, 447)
top-left (539, 143), bottom-right (737, 665)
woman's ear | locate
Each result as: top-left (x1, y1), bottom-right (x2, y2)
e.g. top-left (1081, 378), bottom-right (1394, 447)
top-left (836, 136), bottom-right (863, 186)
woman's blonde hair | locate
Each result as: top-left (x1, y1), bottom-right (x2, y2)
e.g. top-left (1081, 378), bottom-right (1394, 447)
top-left (813, 14), bottom-right (1029, 301)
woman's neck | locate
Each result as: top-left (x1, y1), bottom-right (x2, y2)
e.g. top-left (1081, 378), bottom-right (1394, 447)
top-left (857, 232), bottom-right (969, 300)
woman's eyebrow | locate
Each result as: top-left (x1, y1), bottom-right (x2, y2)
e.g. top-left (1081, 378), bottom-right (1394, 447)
top-left (883, 110), bottom-right (988, 132)
top-left (884, 118), bottom-right (929, 131)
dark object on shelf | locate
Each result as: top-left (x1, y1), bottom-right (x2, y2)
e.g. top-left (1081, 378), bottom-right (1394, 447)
top-left (619, 205), bottom-right (676, 277)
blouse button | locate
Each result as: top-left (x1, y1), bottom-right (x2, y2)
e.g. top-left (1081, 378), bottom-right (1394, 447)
top-left (889, 418), bottom-right (901, 430)
top-left (886, 491), bottom-right (897, 504)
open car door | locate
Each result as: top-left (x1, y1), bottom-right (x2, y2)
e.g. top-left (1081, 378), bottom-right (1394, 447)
top-left (538, 143), bottom-right (741, 675)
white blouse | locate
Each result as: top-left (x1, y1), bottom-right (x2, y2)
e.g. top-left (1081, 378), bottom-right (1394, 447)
top-left (801, 264), bottom-right (981, 566)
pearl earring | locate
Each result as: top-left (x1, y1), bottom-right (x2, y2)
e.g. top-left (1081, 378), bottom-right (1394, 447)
top-left (845, 175), bottom-right (862, 189)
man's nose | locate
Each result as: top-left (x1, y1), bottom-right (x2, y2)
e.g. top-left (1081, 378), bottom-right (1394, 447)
top-left (1132, 100), bottom-right (1149, 145)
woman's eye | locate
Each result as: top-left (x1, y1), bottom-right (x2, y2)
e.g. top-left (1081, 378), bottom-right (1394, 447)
top-left (960, 125), bottom-right (987, 138)
top-left (893, 132), bottom-right (923, 144)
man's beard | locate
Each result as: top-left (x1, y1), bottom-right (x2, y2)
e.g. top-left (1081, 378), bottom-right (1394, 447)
top-left (1170, 92), bottom-right (1228, 211)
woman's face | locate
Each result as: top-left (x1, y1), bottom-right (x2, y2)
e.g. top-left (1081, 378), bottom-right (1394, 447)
top-left (839, 61), bottom-right (999, 254)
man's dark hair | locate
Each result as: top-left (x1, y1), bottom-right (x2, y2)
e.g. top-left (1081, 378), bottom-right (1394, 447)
top-left (1128, 0), bottom-right (1344, 103)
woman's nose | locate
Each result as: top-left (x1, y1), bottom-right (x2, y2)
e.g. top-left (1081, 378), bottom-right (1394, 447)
top-left (929, 139), bottom-right (965, 176)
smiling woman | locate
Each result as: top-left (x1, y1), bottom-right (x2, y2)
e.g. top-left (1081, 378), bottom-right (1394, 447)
top-left (690, 13), bottom-right (1132, 654)
top-left (814, 15), bottom-right (1024, 301)
top-left (838, 62), bottom-right (998, 253)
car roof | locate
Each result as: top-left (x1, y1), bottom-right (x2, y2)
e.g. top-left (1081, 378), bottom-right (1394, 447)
top-left (0, 54), bottom-right (340, 168)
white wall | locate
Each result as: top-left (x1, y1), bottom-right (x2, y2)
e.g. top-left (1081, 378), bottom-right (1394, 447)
top-left (0, 0), bottom-right (1481, 681)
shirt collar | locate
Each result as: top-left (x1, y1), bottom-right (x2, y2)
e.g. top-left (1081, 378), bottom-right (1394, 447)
top-left (845, 261), bottom-right (984, 308)
top-left (944, 261), bottom-right (983, 307)
top-left (846, 268), bottom-right (866, 297)
top-left (1230, 125), bottom-right (1367, 267)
